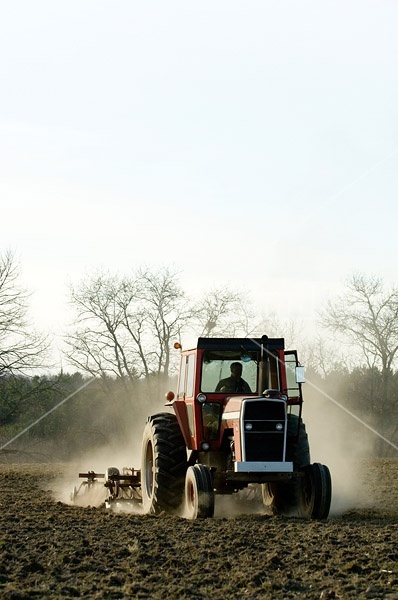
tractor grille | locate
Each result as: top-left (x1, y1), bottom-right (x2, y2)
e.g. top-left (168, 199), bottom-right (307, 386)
top-left (241, 399), bottom-right (286, 462)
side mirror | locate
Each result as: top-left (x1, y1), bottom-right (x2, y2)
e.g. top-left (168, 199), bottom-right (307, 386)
top-left (295, 366), bottom-right (305, 384)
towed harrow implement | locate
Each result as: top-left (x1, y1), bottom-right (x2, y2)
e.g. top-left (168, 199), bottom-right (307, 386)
top-left (71, 468), bottom-right (142, 510)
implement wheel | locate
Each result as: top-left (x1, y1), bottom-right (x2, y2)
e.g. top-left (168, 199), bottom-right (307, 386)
top-left (184, 464), bottom-right (215, 519)
top-left (105, 467), bottom-right (120, 498)
top-left (141, 413), bottom-right (188, 515)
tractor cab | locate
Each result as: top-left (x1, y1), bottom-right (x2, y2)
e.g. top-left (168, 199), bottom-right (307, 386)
top-left (171, 336), bottom-right (305, 453)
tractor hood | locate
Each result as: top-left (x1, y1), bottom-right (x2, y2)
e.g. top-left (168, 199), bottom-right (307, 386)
top-left (221, 394), bottom-right (291, 468)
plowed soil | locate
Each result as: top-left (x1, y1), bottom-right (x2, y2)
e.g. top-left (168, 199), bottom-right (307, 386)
top-left (0, 460), bottom-right (397, 599)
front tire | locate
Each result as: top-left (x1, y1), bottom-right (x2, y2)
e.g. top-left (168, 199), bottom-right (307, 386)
top-left (184, 464), bottom-right (215, 519)
top-left (141, 413), bottom-right (188, 514)
top-left (262, 417), bottom-right (311, 516)
top-left (300, 463), bottom-right (332, 519)
top-left (261, 482), bottom-right (275, 507)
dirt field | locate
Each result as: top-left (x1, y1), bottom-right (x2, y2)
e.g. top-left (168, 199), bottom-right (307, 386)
top-left (0, 460), bottom-right (397, 599)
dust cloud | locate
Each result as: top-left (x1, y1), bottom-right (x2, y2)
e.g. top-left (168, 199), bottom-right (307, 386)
top-left (51, 376), bottom-right (174, 511)
top-left (303, 379), bottom-right (378, 515)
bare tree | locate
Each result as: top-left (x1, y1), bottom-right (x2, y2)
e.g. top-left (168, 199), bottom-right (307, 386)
top-left (320, 273), bottom-right (398, 425)
top-left (320, 274), bottom-right (398, 374)
top-left (193, 287), bottom-right (255, 337)
top-left (136, 268), bottom-right (191, 376)
top-left (65, 272), bottom-right (137, 383)
top-left (252, 312), bottom-right (305, 349)
top-left (0, 250), bottom-right (48, 376)
top-left (65, 267), bottom-right (191, 380)
top-left (301, 336), bottom-right (349, 378)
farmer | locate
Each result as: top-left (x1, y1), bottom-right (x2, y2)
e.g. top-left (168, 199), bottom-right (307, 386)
top-left (215, 362), bottom-right (251, 393)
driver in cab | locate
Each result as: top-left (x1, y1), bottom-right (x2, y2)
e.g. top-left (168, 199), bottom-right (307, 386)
top-left (215, 362), bottom-right (252, 393)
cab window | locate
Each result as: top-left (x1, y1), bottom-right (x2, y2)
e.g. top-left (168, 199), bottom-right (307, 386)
top-left (285, 352), bottom-right (299, 396)
top-left (201, 350), bottom-right (257, 393)
top-left (186, 354), bottom-right (195, 397)
top-left (178, 353), bottom-right (195, 398)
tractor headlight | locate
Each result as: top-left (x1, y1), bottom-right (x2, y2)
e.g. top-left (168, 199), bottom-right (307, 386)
top-left (245, 423), bottom-right (253, 431)
top-left (201, 442), bottom-right (210, 451)
top-left (276, 423), bottom-right (283, 431)
top-left (197, 393), bottom-right (207, 403)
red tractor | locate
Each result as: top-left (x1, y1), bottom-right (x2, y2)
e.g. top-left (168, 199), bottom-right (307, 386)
top-left (141, 335), bottom-right (331, 519)
top-left (74, 335), bottom-right (332, 519)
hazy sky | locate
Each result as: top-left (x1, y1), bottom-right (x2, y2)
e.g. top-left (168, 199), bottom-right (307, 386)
top-left (1, 1), bottom-right (397, 360)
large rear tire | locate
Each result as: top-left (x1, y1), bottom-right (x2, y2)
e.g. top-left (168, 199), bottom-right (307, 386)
top-left (184, 464), bottom-right (215, 519)
top-left (299, 463), bottom-right (332, 519)
top-left (141, 413), bottom-right (188, 515)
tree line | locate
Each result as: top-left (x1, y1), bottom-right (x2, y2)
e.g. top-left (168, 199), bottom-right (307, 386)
top-left (0, 249), bottom-right (397, 459)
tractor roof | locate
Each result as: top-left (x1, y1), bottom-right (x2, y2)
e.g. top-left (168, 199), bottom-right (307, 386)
top-left (196, 336), bottom-right (285, 352)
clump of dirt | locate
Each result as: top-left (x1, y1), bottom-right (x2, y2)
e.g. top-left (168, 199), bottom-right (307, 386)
top-left (0, 459), bottom-right (397, 598)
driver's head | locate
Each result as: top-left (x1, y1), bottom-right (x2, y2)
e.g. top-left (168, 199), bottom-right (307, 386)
top-left (230, 362), bottom-right (243, 378)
